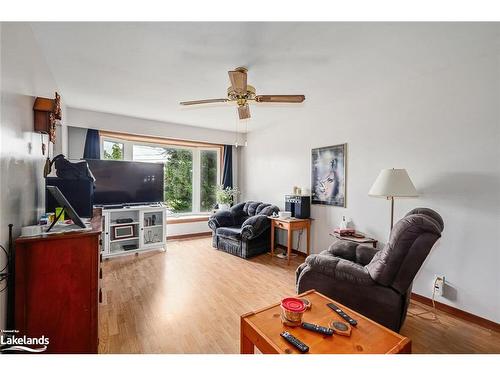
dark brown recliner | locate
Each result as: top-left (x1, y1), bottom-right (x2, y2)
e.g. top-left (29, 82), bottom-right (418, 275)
top-left (296, 208), bottom-right (444, 332)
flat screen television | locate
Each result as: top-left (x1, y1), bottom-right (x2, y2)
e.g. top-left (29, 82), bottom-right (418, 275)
top-left (86, 159), bottom-right (164, 206)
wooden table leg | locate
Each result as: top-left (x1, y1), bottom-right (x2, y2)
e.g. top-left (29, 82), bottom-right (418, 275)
top-left (306, 221), bottom-right (311, 256)
top-left (287, 228), bottom-right (292, 265)
top-left (240, 332), bottom-right (254, 354)
top-left (270, 221), bottom-right (275, 257)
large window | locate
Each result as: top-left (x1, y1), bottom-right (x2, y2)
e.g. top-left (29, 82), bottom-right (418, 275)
top-left (200, 150), bottom-right (218, 212)
top-left (133, 144), bottom-right (194, 213)
top-left (101, 136), bottom-right (221, 215)
top-left (103, 140), bottom-right (123, 160)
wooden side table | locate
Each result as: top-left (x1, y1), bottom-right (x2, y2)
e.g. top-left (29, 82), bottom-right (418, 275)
top-left (330, 232), bottom-right (378, 248)
top-left (270, 217), bottom-right (311, 265)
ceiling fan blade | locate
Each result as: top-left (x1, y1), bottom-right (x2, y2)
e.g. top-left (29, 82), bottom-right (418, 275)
top-left (255, 95), bottom-right (305, 103)
top-left (228, 69), bottom-right (247, 95)
top-left (238, 104), bottom-right (251, 120)
top-left (180, 98), bottom-right (228, 105)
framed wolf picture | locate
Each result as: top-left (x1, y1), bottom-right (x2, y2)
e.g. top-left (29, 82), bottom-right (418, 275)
top-left (311, 143), bottom-right (346, 207)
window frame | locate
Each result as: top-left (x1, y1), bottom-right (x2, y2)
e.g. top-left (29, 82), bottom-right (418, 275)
top-left (100, 135), bottom-right (221, 216)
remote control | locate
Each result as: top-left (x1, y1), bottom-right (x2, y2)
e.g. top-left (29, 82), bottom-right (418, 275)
top-left (280, 331), bottom-right (309, 353)
top-left (301, 322), bottom-right (334, 336)
top-left (326, 303), bottom-right (358, 326)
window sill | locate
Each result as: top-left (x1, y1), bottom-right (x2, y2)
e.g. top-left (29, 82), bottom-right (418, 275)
top-left (166, 215), bottom-right (211, 225)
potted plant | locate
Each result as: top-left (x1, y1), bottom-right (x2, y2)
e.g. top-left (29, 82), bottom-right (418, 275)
top-left (216, 185), bottom-right (240, 210)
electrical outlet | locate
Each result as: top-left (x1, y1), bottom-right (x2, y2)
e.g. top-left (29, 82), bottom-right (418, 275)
top-left (434, 275), bottom-right (445, 297)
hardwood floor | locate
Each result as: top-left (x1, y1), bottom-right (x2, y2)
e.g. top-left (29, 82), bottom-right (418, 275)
top-left (98, 237), bottom-right (500, 354)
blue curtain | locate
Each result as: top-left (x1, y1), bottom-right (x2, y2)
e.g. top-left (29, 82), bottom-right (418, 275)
top-left (83, 129), bottom-right (100, 159)
top-left (222, 145), bottom-right (233, 189)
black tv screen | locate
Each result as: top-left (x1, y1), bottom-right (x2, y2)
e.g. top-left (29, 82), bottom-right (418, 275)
top-left (86, 159), bottom-right (164, 205)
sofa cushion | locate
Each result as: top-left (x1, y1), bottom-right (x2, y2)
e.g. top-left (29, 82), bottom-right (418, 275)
top-left (240, 214), bottom-right (271, 240)
top-left (208, 210), bottom-right (235, 231)
top-left (305, 255), bottom-right (375, 286)
top-left (243, 201), bottom-right (262, 216)
top-left (257, 204), bottom-right (279, 216)
top-left (230, 202), bottom-right (249, 225)
top-left (216, 226), bottom-right (243, 240)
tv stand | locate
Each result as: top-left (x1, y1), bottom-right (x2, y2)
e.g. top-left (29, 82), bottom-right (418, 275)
top-left (101, 205), bottom-right (167, 258)
top-left (99, 202), bottom-right (164, 210)
top-left (100, 204), bottom-right (124, 209)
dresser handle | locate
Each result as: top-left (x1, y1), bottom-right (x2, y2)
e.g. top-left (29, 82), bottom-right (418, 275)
top-left (99, 288), bottom-right (103, 303)
top-left (99, 268), bottom-right (103, 279)
top-left (100, 253), bottom-right (103, 263)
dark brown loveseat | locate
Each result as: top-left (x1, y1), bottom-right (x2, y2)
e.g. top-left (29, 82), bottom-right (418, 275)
top-left (208, 201), bottom-right (279, 259)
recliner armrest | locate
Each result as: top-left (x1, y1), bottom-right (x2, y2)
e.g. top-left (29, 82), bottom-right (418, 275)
top-left (305, 254), bottom-right (374, 285)
top-left (240, 214), bottom-right (270, 240)
top-left (207, 210), bottom-right (235, 231)
top-left (325, 239), bottom-right (379, 266)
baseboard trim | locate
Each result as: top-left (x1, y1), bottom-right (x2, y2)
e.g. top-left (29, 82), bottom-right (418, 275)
top-left (411, 293), bottom-right (499, 333)
top-left (167, 232), bottom-right (212, 241)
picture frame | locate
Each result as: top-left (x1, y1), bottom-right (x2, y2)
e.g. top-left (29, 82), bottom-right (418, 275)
top-left (113, 224), bottom-right (135, 240)
top-left (311, 143), bottom-right (346, 207)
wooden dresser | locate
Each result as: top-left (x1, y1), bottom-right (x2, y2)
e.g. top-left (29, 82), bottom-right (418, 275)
top-left (14, 210), bottom-right (103, 353)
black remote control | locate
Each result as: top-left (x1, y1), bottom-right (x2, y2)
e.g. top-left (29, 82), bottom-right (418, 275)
top-left (280, 331), bottom-right (309, 353)
top-left (301, 322), bottom-right (334, 336)
top-left (326, 303), bottom-right (358, 326)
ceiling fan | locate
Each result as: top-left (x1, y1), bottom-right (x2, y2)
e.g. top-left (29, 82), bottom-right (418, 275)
top-left (180, 67), bottom-right (305, 120)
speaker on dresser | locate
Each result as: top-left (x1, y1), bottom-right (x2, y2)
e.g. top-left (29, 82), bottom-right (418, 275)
top-left (285, 195), bottom-right (310, 219)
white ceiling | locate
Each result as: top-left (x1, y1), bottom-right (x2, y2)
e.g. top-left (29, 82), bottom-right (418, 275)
top-left (30, 22), bottom-right (500, 132)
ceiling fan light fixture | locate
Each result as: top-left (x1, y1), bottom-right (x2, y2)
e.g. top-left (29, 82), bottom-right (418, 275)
top-left (179, 67), bottom-right (305, 120)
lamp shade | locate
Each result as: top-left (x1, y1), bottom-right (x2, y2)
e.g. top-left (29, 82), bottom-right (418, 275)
top-left (368, 169), bottom-right (418, 198)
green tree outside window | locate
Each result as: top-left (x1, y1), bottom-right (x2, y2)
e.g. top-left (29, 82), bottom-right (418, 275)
top-left (103, 141), bottom-right (123, 160)
top-left (200, 150), bottom-right (218, 211)
top-left (131, 143), bottom-right (219, 214)
top-left (163, 148), bottom-right (193, 213)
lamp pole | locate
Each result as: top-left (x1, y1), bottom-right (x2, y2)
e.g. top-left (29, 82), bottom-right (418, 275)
top-left (390, 196), bottom-right (394, 230)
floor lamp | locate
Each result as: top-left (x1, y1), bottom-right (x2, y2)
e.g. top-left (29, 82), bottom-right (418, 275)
top-left (369, 169), bottom-right (418, 230)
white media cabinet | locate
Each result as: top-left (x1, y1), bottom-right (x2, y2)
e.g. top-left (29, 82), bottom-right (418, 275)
top-left (101, 205), bottom-right (167, 258)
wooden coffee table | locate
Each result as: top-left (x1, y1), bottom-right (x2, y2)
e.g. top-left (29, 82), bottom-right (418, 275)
top-left (240, 290), bottom-right (411, 354)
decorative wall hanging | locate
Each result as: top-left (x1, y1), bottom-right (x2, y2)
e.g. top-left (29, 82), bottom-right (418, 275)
top-left (33, 91), bottom-right (61, 144)
top-left (311, 143), bottom-right (346, 207)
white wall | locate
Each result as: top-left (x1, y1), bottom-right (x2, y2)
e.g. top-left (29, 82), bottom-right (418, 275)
top-left (239, 27), bottom-right (500, 323)
top-left (0, 23), bottom-right (60, 329)
top-left (167, 221), bottom-right (211, 237)
top-left (66, 107), bottom-right (238, 146)
top-left (67, 125), bottom-right (87, 159)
